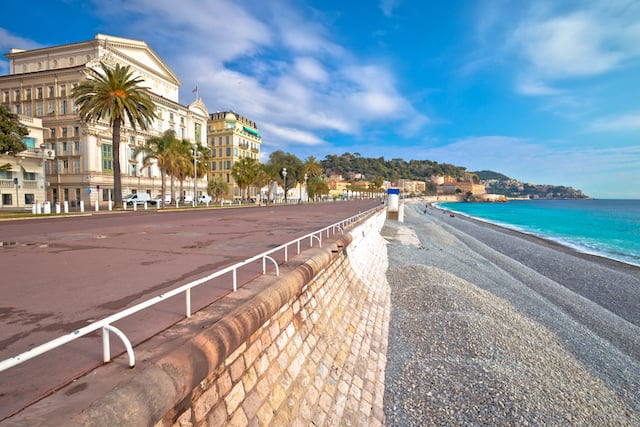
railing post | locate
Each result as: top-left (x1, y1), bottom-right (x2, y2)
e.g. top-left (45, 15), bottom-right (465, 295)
top-left (233, 268), bottom-right (237, 292)
top-left (102, 327), bottom-right (111, 364)
top-left (102, 324), bottom-right (135, 368)
top-left (186, 288), bottom-right (191, 318)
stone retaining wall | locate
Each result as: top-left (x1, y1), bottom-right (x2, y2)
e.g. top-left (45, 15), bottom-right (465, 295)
top-left (68, 210), bottom-right (390, 426)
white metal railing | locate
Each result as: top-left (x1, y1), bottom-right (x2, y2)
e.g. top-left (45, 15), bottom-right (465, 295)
top-left (0, 207), bottom-right (380, 373)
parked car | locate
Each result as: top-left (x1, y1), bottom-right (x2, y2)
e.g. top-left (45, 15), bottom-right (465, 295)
top-left (123, 193), bottom-right (151, 206)
top-left (180, 195), bottom-right (193, 204)
top-left (149, 195), bottom-right (171, 206)
top-left (198, 194), bottom-right (212, 204)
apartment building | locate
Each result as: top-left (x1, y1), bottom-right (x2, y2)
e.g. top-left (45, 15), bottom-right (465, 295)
top-left (207, 111), bottom-right (261, 201)
top-left (0, 34), bottom-right (209, 205)
top-left (0, 115), bottom-right (53, 208)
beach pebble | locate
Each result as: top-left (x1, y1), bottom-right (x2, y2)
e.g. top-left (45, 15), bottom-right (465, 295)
top-left (383, 202), bottom-right (640, 426)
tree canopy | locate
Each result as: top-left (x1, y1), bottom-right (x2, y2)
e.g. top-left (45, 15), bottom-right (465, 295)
top-left (72, 62), bottom-right (156, 207)
top-left (0, 105), bottom-right (28, 155)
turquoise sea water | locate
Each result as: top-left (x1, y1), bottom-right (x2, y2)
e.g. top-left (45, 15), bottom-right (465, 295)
top-left (438, 199), bottom-right (640, 267)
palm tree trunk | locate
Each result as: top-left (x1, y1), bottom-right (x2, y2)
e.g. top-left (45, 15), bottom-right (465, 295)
top-left (161, 169), bottom-right (167, 207)
top-left (112, 118), bottom-right (123, 208)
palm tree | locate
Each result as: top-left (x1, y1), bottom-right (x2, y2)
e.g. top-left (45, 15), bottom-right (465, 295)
top-left (208, 177), bottom-right (229, 202)
top-left (257, 163), bottom-right (279, 204)
top-left (173, 139), bottom-right (194, 201)
top-left (133, 130), bottom-right (178, 207)
top-left (72, 62), bottom-right (156, 207)
top-left (304, 155), bottom-right (323, 177)
top-left (191, 141), bottom-right (212, 199)
top-left (231, 157), bottom-right (260, 200)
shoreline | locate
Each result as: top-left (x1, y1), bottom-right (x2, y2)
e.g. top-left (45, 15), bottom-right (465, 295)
top-left (382, 202), bottom-right (640, 425)
top-left (433, 201), bottom-right (640, 270)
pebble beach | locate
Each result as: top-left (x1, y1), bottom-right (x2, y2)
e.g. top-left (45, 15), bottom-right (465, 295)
top-left (382, 201), bottom-right (640, 426)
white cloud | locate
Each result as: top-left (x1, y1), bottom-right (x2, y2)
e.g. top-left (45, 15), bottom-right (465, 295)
top-left (514, 12), bottom-right (626, 79)
top-left (516, 78), bottom-right (562, 96)
top-left (379, 0), bottom-right (400, 17)
top-left (87, 0), bottom-right (429, 153)
top-left (260, 123), bottom-right (325, 146)
top-left (589, 111), bottom-right (640, 132)
top-left (92, 0), bottom-right (273, 64)
top-left (0, 28), bottom-right (41, 74)
top-left (293, 57), bottom-right (329, 83)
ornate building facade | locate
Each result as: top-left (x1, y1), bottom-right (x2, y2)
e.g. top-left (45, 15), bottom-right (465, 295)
top-left (207, 111), bottom-right (261, 201)
top-left (0, 34), bottom-right (209, 206)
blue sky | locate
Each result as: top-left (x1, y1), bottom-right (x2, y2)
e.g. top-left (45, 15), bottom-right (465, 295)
top-left (1, 0), bottom-right (639, 198)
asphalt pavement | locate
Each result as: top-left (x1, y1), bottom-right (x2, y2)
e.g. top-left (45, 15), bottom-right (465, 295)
top-left (0, 200), bottom-right (378, 421)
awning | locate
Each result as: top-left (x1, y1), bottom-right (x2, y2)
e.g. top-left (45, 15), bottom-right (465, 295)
top-left (7, 163), bottom-right (21, 173)
top-left (21, 163), bottom-right (43, 174)
top-left (243, 126), bottom-right (260, 136)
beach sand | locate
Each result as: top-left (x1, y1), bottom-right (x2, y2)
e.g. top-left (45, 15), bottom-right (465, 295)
top-left (382, 201), bottom-right (640, 426)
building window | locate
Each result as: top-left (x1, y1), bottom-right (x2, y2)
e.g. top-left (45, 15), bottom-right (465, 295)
top-left (23, 171), bottom-right (36, 181)
top-left (60, 100), bottom-right (67, 115)
top-left (37, 87), bottom-right (42, 99)
top-left (218, 148), bottom-right (222, 157)
top-left (3, 91), bottom-right (8, 103)
top-left (60, 85), bottom-right (66, 97)
top-left (218, 137), bottom-right (222, 145)
top-left (25, 88), bottom-right (31, 101)
top-left (63, 142), bottom-right (69, 152)
top-left (50, 128), bottom-right (56, 138)
top-left (102, 144), bottom-right (113, 171)
top-left (226, 148), bottom-right (231, 156)
top-left (74, 141), bottom-right (80, 152)
top-left (25, 104), bottom-right (32, 116)
top-left (62, 159), bottom-right (68, 170)
top-left (36, 102), bottom-right (43, 116)
top-left (226, 135), bottom-right (229, 145)
top-left (2, 194), bottom-right (12, 206)
top-left (48, 86), bottom-right (55, 98)
top-left (62, 127), bottom-right (68, 138)
top-left (74, 126), bottom-right (79, 137)
top-left (15, 104), bottom-right (21, 115)
top-left (48, 101), bottom-right (55, 115)
top-left (14, 90), bottom-right (20, 102)
top-left (73, 158), bottom-right (81, 173)
top-left (194, 123), bottom-right (201, 143)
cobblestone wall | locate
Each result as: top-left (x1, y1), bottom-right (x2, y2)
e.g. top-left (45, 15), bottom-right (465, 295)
top-left (166, 210), bottom-right (390, 426)
top-left (55, 211), bottom-right (390, 426)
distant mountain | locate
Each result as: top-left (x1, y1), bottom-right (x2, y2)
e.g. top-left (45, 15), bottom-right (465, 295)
top-left (472, 170), bottom-right (588, 199)
top-left (315, 154), bottom-right (587, 199)
top-left (474, 170), bottom-right (511, 181)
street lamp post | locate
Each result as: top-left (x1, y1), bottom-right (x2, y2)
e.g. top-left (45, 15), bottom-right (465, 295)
top-left (191, 145), bottom-right (200, 207)
top-left (282, 168), bottom-right (287, 203)
top-left (303, 173), bottom-right (308, 203)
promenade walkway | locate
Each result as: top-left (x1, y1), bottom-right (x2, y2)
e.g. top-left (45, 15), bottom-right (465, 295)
top-left (0, 201), bottom-right (380, 422)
